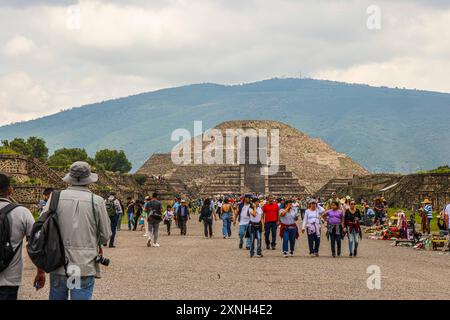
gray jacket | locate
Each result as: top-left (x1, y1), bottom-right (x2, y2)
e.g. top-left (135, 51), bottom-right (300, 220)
top-left (0, 198), bottom-right (35, 286)
top-left (42, 186), bottom-right (111, 277)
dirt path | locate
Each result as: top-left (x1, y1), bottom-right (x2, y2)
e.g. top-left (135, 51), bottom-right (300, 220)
top-left (19, 219), bottom-right (450, 300)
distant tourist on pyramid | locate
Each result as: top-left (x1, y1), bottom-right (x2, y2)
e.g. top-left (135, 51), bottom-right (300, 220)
top-left (0, 174), bottom-right (36, 301)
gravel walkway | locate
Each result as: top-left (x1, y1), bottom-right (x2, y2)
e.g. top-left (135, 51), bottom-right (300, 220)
top-left (19, 219), bottom-right (450, 300)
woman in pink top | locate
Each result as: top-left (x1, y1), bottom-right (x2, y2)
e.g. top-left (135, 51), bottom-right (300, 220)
top-left (322, 201), bottom-right (345, 258)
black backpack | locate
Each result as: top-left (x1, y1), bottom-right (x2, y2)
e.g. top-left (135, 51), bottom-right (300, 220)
top-left (105, 198), bottom-right (116, 217)
top-left (199, 206), bottom-right (212, 222)
top-left (0, 203), bottom-right (21, 273)
top-left (147, 200), bottom-right (162, 222)
top-left (27, 191), bottom-right (68, 274)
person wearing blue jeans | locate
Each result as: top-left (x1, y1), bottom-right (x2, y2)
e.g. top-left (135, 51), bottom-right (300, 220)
top-left (222, 213), bottom-right (232, 238)
top-left (238, 224), bottom-right (251, 249)
top-left (249, 197), bottom-right (264, 257)
top-left (264, 222), bottom-right (278, 249)
top-left (329, 224), bottom-right (342, 257)
top-left (49, 274), bottom-right (95, 300)
top-left (281, 226), bottom-right (297, 256)
top-left (249, 224), bottom-right (262, 257)
top-left (221, 198), bottom-right (233, 238)
top-left (126, 198), bottom-right (135, 231)
top-left (32, 163), bottom-right (112, 300)
top-left (234, 195), bottom-right (253, 249)
top-left (279, 201), bottom-right (299, 257)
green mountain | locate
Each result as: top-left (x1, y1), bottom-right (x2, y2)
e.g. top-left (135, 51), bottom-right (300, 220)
top-left (1, 78), bottom-right (449, 173)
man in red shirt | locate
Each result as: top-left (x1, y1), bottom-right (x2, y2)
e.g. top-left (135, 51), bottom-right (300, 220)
top-left (262, 195), bottom-right (280, 250)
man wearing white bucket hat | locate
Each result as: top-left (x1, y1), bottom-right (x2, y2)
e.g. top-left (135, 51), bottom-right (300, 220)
top-left (34, 161), bottom-right (111, 300)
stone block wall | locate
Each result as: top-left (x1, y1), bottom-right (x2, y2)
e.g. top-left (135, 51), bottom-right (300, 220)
top-left (12, 185), bottom-right (49, 213)
top-left (0, 154), bottom-right (29, 182)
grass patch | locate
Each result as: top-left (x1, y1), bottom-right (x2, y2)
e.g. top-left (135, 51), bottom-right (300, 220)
top-left (0, 147), bottom-right (18, 155)
top-left (418, 165), bottom-right (450, 174)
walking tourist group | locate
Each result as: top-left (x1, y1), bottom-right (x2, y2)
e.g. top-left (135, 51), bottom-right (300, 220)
top-left (1, 161), bottom-right (450, 300)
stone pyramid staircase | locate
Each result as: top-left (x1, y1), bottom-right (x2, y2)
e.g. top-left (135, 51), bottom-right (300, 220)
top-left (144, 178), bottom-right (174, 200)
top-left (314, 178), bottom-right (353, 200)
top-left (268, 165), bottom-right (306, 197)
top-left (167, 178), bottom-right (193, 198)
top-left (199, 165), bottom-right (241, 197)
top-left (199, 164), bottom-right (306, 197)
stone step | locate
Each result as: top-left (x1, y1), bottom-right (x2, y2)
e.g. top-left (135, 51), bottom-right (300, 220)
top-left (270, 186), bottom-right (305, 192)
top-left (269, 171), bottom-right (294, 178)
top-left (269, 180), bottom-right (303, 186)
top-left (211, 179), bottom-right (241, 184)
top-left (216, 173), bottom-right (241, 178)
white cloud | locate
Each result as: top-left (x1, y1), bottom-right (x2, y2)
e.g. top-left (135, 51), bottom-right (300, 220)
top-left (0, 72), bottom-right (51, 123)
top-left (3, 35), bottom-right (36, 57)
top-left (0, 0), bottom-right (449, 125)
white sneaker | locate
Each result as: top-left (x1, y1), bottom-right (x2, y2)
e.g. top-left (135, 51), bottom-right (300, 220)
top-left (143, 233), bottom-right (148, 237)
top-left (283, 252), bottom-right (288, 258)
top-left (290, 252), bottom-right (294, 257)
top-left (154, 243), bottom-right (160, 247)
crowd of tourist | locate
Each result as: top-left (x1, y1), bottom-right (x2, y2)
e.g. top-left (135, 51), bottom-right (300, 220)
top-left (1, 161), bottom-right (450, 301)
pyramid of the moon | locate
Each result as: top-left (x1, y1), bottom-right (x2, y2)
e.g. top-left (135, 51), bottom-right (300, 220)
top-left (137, 120), bottom-right (369, 196)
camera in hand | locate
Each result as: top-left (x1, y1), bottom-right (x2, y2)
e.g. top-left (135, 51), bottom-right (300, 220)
top-left (96, 255), bottom-right (110, 266)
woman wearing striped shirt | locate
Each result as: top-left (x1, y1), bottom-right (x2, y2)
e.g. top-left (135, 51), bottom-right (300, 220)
top-left (421, 199), bottom-right (433, 235)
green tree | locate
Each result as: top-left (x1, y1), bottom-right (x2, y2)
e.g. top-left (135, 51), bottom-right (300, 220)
top-left (1, 137), bottom-right (48, 160)
top-left (133, 174), bottom-right (147, 186)
top-left (26, 137), bottom-right (48, 160)
top-left (95, 149), bottom-right (132, 173)
top-left (0, 140), bottom-right (17, 155)
top-left (48, 148), bottom-right (89, 167)
top-left (9, 138), bottom-right (31, 156)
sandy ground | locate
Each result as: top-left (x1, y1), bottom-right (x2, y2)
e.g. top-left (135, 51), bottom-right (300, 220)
top-left (18, 219), bottom-right (450, 300)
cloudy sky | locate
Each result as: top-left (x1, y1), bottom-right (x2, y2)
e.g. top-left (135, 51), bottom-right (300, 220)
top-left (1, 0), bottom-right (449, 126)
